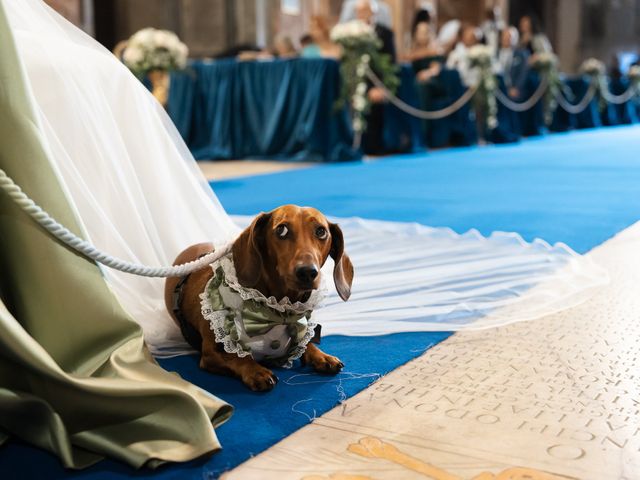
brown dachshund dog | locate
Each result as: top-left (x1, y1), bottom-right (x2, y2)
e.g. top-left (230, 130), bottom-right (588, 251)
top-left (164, 205), bottom-right (354, 391)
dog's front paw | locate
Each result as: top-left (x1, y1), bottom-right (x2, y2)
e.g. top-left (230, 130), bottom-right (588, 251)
top-left (242, 367), bottom-right (278, 392)
top-left (310, 353), bottom-right (344, 375)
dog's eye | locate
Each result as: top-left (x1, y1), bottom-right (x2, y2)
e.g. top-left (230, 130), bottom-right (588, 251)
top-left (275, 224), bottom-right (289, 238)
top-left (315, 226), bottom-right (328, 240)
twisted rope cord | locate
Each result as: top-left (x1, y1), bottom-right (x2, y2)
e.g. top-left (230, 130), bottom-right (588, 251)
top-left (0, 168), bottom-right (231, 278)
top-left (553, 80), bottom-right (598, 114)
top-left (366, 67), bottom-right (478, 119)
top-left (494, 77), bottom-right (548, 112)
top-left (598, 81), bottom-right (637, 105)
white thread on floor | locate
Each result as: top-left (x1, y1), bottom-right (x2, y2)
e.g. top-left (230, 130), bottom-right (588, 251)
top-left (290, 398), bottom-right (317, 422)
top-left (287, 372), bottom-right (381, 420)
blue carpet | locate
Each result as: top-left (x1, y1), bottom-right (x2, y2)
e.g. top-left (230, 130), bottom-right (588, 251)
top-left (215, 126), bottom-right (640, 255)
top-left (3, 125), bottom-right (640, 479)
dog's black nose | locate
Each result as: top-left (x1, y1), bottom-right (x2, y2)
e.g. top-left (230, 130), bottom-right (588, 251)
top-left (296, 265), bottom-right (319, 284)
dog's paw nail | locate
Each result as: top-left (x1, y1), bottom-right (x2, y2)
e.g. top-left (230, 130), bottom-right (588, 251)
top-left (244, 369), bottom-right (277, 391)
top-left (338, 362), bottom-right (345, 368)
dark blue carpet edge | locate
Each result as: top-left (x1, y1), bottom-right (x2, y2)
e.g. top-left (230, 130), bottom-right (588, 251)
top-left (3, 125), bottom-right (640, 479)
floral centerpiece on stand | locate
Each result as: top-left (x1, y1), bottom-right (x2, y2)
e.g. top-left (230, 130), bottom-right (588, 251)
top-left (579, 57), bottom-right (607, 112)
top-left (123, 28), bottom-right (188, 107)
top-left (330, 20), bottom-right (398, 147)
top-left (530, 52), bottom-right (561, 125)
top-left (629, 65), bottom-right (640, 87)
top-left (467, 44), bottom-right (497, 136)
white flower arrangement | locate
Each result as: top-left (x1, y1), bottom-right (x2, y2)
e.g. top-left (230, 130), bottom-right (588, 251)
top-left (331, 21), bottom-right (399, 145)
top-left (529, 52), bottom-right (561, 126)
top-left (330, 20), bottom-right (377, 44)
top-left (466, 45), bottom-right (497, 133)
top-left (579, 58), bottom-right (608, 112)
top-left (123, 27), bottom-right (188, 76)
top-left (530, 52), bottom-right (558, 71)
top-left (467, 44), bottom-right (493, 68)
top-left (628, 65), bottom-right (640, 99)
top-left (579, 58), bottom-right (605, 77)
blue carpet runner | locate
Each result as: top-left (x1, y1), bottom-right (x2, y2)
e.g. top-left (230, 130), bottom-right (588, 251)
top-left (3, 125), bottom-right (640, 479)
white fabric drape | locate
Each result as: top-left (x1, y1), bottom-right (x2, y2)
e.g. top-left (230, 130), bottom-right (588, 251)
top-left (5, 0), bottom-right (607, 356)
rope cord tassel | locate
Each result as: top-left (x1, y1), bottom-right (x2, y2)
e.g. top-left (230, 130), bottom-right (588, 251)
top-left (0, 168), bottom-right (231, 278)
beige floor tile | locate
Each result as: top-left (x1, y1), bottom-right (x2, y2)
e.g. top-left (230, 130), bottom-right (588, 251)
top-left (223, 223), bottom-right (640, 480)
top-left (199, 160), bottom-right (314, 181)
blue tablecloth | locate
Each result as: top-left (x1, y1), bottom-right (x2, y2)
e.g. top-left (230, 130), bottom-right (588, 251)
top-left (166, 59), bottom-right (639, 161)
top-left (169, 58), bottom-right (359, 162)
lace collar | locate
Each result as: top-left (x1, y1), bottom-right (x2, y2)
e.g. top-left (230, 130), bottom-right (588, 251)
top-left (212, 254), bottom-right (326, 314)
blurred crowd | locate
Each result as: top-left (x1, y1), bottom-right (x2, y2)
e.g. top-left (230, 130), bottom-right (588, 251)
top-left (248, 0), bottom-right (557, 153)
top-left (231, 0), bottom-right (556, 103)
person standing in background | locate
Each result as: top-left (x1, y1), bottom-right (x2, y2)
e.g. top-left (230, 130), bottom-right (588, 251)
top-left (406, 19), bottom-right (443, 83)
top-left (340, 0), bottom-right (393, 30)
top-left (518, 14), bottom-right (552, 55)
top-left (273, 34), bottom-right (298, 58)
top-left (480, 6), bottom-right (504, 56)
top-left (302, 15), bottom-right (342, 59)
top-left (446, 23), bottom-right (480, 87)
top-left (497, 26), bottom-right (530, 99)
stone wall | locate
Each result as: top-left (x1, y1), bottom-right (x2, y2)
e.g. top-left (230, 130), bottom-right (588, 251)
top-left (45, 0), bottom-right (638, 72)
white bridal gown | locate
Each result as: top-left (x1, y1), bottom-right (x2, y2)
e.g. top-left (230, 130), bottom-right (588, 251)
top-left (5, 0), bottom-right (607, 356)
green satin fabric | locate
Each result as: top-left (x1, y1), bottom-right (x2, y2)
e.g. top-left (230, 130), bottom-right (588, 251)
top-left (0, 3), bottom-right (231, 470)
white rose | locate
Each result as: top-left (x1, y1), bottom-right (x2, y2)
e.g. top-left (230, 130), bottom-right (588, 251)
top-left (131, 27), bottom-right (155, 46)
top-left (353, 95), bottom-right (366, 112)
top-left (123, 46), bottom-right (144, 66)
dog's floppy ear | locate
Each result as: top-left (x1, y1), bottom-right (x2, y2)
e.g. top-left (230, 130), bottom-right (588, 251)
top-left (329, 222), bottom-right (354, 301)
top-left (232, 212), bottom-right (271, 287)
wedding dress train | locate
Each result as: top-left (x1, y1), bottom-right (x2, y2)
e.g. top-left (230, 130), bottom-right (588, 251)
top-left (6, 0), bottom-right (606, 357)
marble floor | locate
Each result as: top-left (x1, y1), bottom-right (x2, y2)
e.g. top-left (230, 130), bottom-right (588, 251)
top-left (223, 221), bottom-right (640, 480)
top-left (198, 160), bottom-right (313, 181)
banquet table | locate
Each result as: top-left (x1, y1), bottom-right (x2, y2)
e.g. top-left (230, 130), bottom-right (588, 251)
top-left (165, 58), bottom-right (639, 162)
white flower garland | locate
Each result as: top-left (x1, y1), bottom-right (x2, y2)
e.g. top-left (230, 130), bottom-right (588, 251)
top-left (330, 20), bottom-right (377, 43)
top-left (467, 45), bottom-right (498, 131)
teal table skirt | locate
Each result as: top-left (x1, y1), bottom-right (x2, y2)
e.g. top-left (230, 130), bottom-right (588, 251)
top-left (167, 58), bottom-right (359, 162)
top-left (165, 59), bottom-right (640, 161)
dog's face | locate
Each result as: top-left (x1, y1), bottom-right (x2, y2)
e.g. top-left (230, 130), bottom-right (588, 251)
top-left (232, 205), bottom-right (354, 302)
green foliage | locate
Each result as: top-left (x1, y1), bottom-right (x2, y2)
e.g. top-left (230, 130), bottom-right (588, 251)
top-left (334, 37), bottom-right (399, 135)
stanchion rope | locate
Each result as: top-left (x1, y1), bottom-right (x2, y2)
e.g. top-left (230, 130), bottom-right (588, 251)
top-left (366, 67), bottom-right (477, 120)
top-left (494, 77), bottom-right (548, 112)
top-left (553, 80), bottom-right (598, 114)
top-left (0, 168), bottom-right (231, 278)
top-left (598, 82), bottom-right (637, 105)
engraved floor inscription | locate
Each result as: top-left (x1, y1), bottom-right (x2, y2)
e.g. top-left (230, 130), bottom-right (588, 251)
top-left (224, 223), bottom-right (640, 480)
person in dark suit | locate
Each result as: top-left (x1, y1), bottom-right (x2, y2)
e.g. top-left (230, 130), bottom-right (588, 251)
top-left (354, 0), bottom-right (397, 154)
top-left (497, 26), bottom-right (530, 99)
